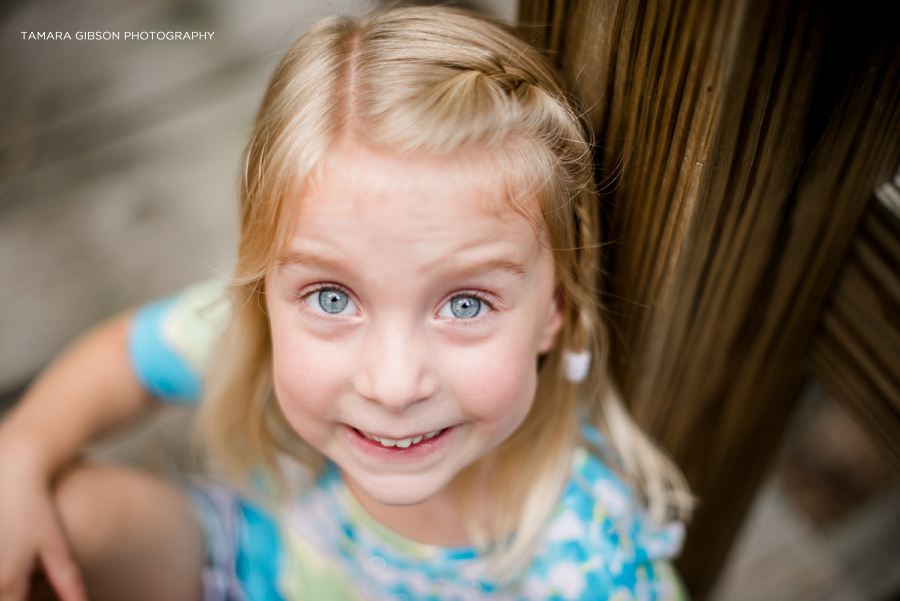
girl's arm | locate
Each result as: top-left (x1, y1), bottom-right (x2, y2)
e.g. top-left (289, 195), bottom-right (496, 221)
top-left (0, 312), bottom-right (151, 601)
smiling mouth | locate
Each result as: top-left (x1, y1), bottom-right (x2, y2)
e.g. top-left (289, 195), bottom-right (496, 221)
top-left (353, 427), bottom-right (448, 449)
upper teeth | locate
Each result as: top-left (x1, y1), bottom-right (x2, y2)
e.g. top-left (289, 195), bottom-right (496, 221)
top-left (360, 429), bottom-right (441, 448)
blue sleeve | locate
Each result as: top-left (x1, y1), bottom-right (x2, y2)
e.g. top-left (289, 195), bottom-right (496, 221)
top-left (127, 279), bottom-right (230, 403)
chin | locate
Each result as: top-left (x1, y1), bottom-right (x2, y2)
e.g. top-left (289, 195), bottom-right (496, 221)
top-left (348, 470), bottom-right (451, 507)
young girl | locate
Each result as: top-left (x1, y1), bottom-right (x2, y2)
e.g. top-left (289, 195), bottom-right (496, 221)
top-left (0, 6), bottom-right (692, 601)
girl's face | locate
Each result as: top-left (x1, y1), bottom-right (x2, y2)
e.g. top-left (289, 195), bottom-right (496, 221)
top-left (265, 142), bottom-right (562, 509)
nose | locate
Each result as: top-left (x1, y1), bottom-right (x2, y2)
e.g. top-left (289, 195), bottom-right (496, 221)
top-left (354, 320), bottom-right (438, 411)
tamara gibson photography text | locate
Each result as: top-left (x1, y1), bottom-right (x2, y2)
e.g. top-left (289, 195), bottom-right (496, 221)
top-left (21, 31), bottom-right (215, 41)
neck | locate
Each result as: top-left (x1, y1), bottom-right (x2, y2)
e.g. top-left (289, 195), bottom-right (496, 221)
top-left (343, 459), bottom-right (495, 547)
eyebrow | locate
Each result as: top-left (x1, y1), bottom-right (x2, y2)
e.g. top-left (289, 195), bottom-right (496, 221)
top-left (278, 250), bottom-right (529, 280)
top-left (278, 250), bottom-right (345, 272)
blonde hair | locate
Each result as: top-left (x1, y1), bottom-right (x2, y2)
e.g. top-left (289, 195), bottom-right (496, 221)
top-left (201, 5), bottom-right (692, 580)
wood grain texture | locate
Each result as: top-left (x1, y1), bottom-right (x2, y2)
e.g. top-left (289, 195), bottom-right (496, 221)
top-left (517, 0), bottom-right (900, 596)
top-left (810, 195), bottom-right (900, 472)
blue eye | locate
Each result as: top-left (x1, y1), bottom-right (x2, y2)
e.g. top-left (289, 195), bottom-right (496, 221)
top-left (451, 296), bottom-right (480, 318)
top-left (306, 288), bottom-right (356, 315)
top-left (438, 294), bottom-right (489, 319)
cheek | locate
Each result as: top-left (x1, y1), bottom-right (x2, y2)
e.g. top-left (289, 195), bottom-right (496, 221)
top-left (269, 323), bottom-right (344, 432)
top-left (446, 341), bottom-right (538, 427)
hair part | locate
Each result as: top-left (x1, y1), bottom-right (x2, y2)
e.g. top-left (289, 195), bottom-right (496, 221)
top-left (200, 5), bottom-right (692, 582)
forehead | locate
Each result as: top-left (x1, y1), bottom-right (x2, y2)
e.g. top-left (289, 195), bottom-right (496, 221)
top-left (297, 142), bottom-right (544, 231)
top-left (274, 142), bottom-right (550, 275)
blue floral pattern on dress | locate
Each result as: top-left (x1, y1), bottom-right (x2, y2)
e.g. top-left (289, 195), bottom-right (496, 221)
top-left (283, 444), bottom-right (687, 601)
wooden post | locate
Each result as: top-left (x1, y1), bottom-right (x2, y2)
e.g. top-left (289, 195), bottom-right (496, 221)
top-left (518, 0), bottom-right (900, 596)
top-left (810, 186), bottom-right (900, 474)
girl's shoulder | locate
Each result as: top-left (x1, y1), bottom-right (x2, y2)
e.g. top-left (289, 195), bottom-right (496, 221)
top-left (128, 278), bottom-right (230, 402)
top-left (557, 443), bottom-right (685, 556)
top-left (520, 427), bottom-right (687, 599)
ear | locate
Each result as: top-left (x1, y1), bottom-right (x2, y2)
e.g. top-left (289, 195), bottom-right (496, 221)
top-left (537, 288), bottom-right (564, 353)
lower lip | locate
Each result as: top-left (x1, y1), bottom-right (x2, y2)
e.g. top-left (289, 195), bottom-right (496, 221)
top-left (345, 425), bottom-right (456, 460)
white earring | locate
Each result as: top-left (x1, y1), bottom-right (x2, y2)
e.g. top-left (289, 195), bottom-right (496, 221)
top-left (563, 349), bottom-right (591, 384)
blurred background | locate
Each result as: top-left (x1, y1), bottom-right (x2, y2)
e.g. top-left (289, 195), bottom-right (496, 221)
top-left (1, 1), bottom-right (899, 600)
